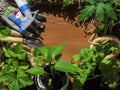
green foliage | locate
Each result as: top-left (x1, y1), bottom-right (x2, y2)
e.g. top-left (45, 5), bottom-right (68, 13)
top-left (27, 0), bottom-right (36, 6)
top-left (33, 44), bottom-right (79, 88)
top-left (99, 58), bottom-right (119, 88)
top-left (33, 44), bottom-right (66, 63)
top-left (38, 0), bottom-right (77, 6)
top-left (48, 0), bottom-right (74, 4)
top-left (95, 3), bottom-right (105, 21)
top-left (72, 42), bottom-right (120, 90)
top-left (62, 0), bottom-right (74, 6)
top-left (78, 0), bottom-right (119, 22)
top-left (78, 0), bottom-right (120, 35)
top-left (26, 67), bottom-right (45, 75)
top-left (33, 44), bottom-right (77, 75)
top-left (79, 5), bottom-right (96, 21)
top-left (0, 26), bottom-right (11, 38)
top-left (0, 43), bottom-right (44, 90)
top-left (0, 42), bottom-right (120, 90)
top-left (54, 60), bottom-right (78, 74)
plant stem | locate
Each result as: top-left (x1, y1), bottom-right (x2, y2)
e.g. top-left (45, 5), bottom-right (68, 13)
top-left (87, 74), bottom-right (102, 80)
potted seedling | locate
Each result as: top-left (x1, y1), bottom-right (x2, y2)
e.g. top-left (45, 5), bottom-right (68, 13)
top-left (72, 36), bottom-right (120, 90)
top-left (33, 44), bottom-right (78, 90)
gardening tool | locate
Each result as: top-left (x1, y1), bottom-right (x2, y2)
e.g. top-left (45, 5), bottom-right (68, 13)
top-left (7, 0), bottom-right (39, 33)
top-left (0, 29), bottom-right (43, 47)
top-left (0, 0), bottom-right (46, 47)
top-left (0, 0), bottom-right (46, 34)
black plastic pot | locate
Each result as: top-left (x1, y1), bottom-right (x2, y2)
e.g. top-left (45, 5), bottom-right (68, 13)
top-left (34, 63), bottom-right (69, 90)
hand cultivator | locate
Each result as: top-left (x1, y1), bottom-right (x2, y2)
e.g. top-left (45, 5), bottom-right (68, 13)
top-left (0, 0), bottom-right (46, 47)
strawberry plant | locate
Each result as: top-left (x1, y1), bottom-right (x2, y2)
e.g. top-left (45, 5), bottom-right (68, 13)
top-left (0, 43), bottom-right (45, 90)
top-left (0, 26), bottom-right (11, 38)
top-left (0, 26), bottom-right (45, 90)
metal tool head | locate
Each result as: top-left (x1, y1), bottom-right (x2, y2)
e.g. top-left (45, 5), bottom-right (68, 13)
top-left (24, 38), bottom-right (44, 48)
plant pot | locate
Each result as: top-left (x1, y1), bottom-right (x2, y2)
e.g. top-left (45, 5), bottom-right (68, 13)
top-left (34, 63), bottom-right (69, 90)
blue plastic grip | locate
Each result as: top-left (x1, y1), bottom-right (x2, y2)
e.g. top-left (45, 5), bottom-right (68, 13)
top-left (8, 15), bottom-right (22, 27)
top-left (18, 28), bottom-right (24, 33)
top-left (20, 4), bottom-right (30, 12)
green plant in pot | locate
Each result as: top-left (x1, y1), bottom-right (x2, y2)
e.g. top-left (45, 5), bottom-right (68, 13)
top-left (33, 44), bottom-right (78, 90)
top-left (72, 36), bottom-right (120, 90)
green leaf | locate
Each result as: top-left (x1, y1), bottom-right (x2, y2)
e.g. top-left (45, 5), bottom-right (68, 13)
top-left (18, 68), bottom-right (28, 78)
top-left (1, 65), bottom-right (9, 74)
top-left (78, 5), bottom-right (96, 22)
top-left (0, 83), bottom-right (2, 90)
top-left (17, 52), bottom-right (27, 60)
top-left (2, 47), bottom-right (11, 58)
top-left (116, 61), bottom-right (120, 69)
top-left (72, 54), bottom-right (80, 62)
top-left (108, 81), bottom-right (117, 89)
top-left (8, 50), bottom-right (17, 57)
top-left (101, 59), bottom-right (111, 65)
top-left (110, 46), bottom-right (118, 52)
top-left (109, 20), bottom-right (114, 33)
top-left (34, 44), bottom-right (65, 63)
top-left (112, 0), bottom-right (120, 7)
top-left (63, 0), bottom-right (73, 6)
top-left (35, 46), bottom-right (49, 58)
top-left (96, 3), bottom-right (105, 21)
top-left (34, 56), bottom-right (43, 66)
top-left (26, 67), bottom-right (45, 75)
top-left (105, 4), bottom-right (117, 20)
top-left (50, 44), bottom-right (66, 59)
top-left (9, 79), bottom-right (19, 90)
top-left (13, 44), bottom-right (23, 53)
top-left (4, 49), bottom-right (17, 58)
top-left (54, 60), bottom-right (78, 74)
top-left (0, 26), bottom-right (11, 38)
top-left (0, 73), bottom-right (17, 83)
top-left (5, 58), bottom-right (14, 64)
top-left (12, 60), bottom-right (19, 66)
top-left (86, 0), bottom-right (96, 4)
top-left (3, 43), bottom-right (27, 60)
top-left (0, 76), bottom-right (7, 83)
top-left (99, 59), bottom-right (119, 88)
top-left (79, 48), bottom-right (90, 61)
top-left (18, 65), bottom-right (29, 70)
top-left (77, 69), bottom-right (89, 84)
top-left (96, 23), bottom-right (105, 33)
top-left (5, 6), bottom-right (16, 16)
top-left (19, 77), bottom-right (34, 87)
top-left (72, 79), bottom-right (83, 90)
